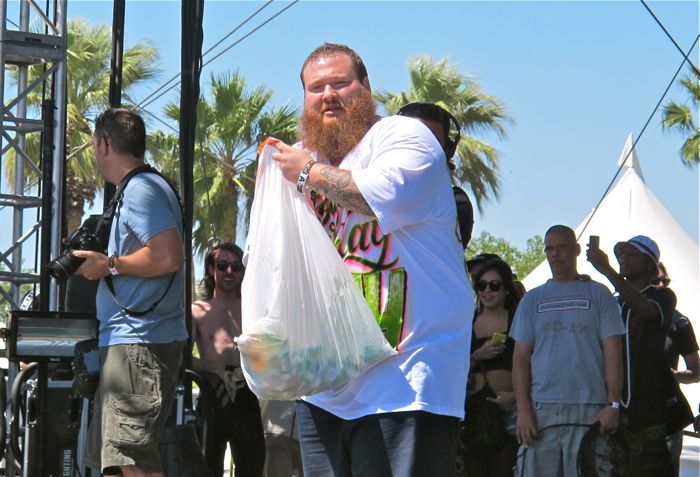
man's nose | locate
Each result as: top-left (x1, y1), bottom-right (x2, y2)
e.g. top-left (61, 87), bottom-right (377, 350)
top-left (322, 84), bottom-right (338, 99)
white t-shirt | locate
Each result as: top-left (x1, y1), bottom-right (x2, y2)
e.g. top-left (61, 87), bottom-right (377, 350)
top-left (303, 115), bottom-right (474, 420)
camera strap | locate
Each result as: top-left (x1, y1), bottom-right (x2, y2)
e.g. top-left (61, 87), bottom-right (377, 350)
top-left (97, 164), bottom-right (185, 318)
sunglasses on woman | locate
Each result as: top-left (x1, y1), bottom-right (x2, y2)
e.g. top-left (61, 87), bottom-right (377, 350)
top-left (475, 280), bottom-right (502, 292)
top-left (215, 260), bottom-right (244, 272)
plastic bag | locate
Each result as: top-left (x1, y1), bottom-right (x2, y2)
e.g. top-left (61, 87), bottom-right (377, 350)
top-left (237, 139), bottom-right (396, 400)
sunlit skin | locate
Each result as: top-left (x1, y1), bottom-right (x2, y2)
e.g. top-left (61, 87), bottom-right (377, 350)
top-left (544, 230), bottom-right (580, 282)
top-left (271, 53), bottom-right (375, 216)
top-left (191, 250), bottom-right (245, 388)
top-left (615, 243), bottom-right (655, 282)
top-left (302, 54), bottom-right (371, 128)
top-left (471, 269), bottom-right (514, 410)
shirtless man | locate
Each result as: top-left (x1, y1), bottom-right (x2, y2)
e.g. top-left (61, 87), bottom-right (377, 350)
top-left (192, 242), bottom-right (265, 477)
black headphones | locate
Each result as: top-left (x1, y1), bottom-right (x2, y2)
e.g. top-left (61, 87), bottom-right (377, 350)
top-left (397, 102), bottom-right (461, 161)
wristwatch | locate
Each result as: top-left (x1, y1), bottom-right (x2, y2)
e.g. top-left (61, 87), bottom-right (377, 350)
top-left (608, 401), bottom-right (621, 409)
top-left (108, 254), bottom-right (119, 277)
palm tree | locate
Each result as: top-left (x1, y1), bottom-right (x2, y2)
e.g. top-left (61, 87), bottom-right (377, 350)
top-left (3, 18), bottom-right (160, 231)
top-left (374, 55), bottom-right (511, 212)
top-left (662, 68), bottom-right (699, 166)
top-left (154, 71), bottom-right (297, 255)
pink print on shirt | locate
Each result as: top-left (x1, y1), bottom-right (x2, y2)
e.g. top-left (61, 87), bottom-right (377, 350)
top-left (314, 197), bottom-right (407, 348)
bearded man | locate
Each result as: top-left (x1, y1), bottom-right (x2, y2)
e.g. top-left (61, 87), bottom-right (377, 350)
top-left (271, 43), bottom-right (473, 477)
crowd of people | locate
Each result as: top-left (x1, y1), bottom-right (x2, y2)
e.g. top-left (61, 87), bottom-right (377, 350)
top-left (72, 41), bottom-right (699, 477)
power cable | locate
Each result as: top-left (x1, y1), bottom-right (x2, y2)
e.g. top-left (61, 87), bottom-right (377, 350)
top-left (135, 0), bottom-right (273, 109)
top-left (138, 0), bottom-right (299, 111)
top-left (576, 34), bottom-right (699, 242)
top-left (200, 1), bottom-right (298, 72)
top-left (137, 104), bottom-right (178, 134)
top-left (640, 0), bottom-right (700, 75)
top-left (67, 1), bottom-right (298, 161)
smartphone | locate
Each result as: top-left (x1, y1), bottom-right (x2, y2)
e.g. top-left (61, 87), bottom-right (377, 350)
top-left (492, 332), bottom-right (507, 344)
top-left (589, 235), bottom-right (600, 249)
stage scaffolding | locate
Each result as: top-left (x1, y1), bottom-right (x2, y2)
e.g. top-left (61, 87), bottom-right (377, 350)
top-left (0, 0), bottom-right (67, 314)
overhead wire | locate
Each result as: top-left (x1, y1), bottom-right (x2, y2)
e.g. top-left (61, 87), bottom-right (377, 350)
top-left (135, 0), bottom-right (274, 111)
top-left (576, 34), bottom-right (699, 241)
top-left (640, 0), bottom-right (700, 75)
top-left (138, 0), bottom-right (299, 111)
top-left (68, 1), bottom-right (298, 157)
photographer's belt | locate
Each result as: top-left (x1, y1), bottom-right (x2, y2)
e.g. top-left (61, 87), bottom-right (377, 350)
top-left (98, 164), bottom-right (185, 318)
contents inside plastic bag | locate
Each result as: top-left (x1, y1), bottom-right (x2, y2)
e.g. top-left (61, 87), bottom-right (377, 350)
top-left (237, 139), bottom-right (396, 400)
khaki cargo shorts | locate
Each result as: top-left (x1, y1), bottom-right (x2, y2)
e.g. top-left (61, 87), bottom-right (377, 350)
top-left (84, 341), bottom-right (184, 472)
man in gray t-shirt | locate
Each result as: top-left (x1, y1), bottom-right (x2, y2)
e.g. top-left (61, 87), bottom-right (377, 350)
top-left (511, 225), bottom-right (625, 477)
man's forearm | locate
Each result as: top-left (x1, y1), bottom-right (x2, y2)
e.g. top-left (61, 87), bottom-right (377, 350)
top-left (114, 228), bottom-right (183, 278)
top-left (674, 352), bottom-right (700, 384)
top-left (602, 335), bottom-right (623, 402)
top-left (308, 164), bottom-right (375, 217)
top-left (599, 267), bottom-right (658, 320)
top-left (512, 345), bottom-right (534, 414)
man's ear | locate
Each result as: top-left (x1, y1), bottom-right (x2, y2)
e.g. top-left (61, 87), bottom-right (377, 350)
top-left (362, 76), bottom-right (371, 91)
top-left (575, 243), bottom-right (582, 256)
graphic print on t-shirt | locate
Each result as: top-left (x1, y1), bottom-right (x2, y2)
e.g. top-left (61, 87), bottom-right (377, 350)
top-left (315, 197), bottom-right (406, 348)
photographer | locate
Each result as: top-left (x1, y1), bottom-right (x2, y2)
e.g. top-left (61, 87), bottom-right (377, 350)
top-left (74, 108), bottom-right (187, 477)
top-left (587, 235), bottom-right (693, 477)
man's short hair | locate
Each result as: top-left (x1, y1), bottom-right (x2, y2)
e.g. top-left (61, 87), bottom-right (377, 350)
top-left (545, 224), bottom-right (577, 243)
top-left (200, 242), bottom-right (244, 299)
top-left (94, 108), bottom-right (146, 159)
top-left (300, 43), bottom-right (368, 88)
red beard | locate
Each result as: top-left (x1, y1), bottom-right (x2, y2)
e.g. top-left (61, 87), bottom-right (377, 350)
top-left (299, 88), bottom-right (377, 165)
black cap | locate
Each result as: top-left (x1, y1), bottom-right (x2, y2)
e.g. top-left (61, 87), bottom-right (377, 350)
top-left (466, 253), bottom-right (501, 271)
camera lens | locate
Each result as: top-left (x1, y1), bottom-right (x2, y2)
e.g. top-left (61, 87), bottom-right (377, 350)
top-left (46, 250), bottom-right (85, 281)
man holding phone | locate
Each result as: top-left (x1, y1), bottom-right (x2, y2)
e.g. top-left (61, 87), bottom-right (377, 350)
top-left (511, 225), bottom-right (625, 476)
top-left (587, 235), bottom-right (693, 477)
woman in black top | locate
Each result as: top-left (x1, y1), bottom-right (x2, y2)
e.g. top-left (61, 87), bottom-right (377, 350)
top-left (460, 258), bottom-right (521, 477)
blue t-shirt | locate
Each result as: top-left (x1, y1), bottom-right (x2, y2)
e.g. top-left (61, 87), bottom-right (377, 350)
top-left (510, 278), bottom-right (625, 404)
top-left (96, 172), bottom-right (187, 346)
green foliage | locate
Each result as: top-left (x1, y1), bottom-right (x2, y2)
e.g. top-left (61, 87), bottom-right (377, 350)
top-left (150, 72), bottom-right (298, 256)
top-left (374, 55), bottom-right (512, 212)
top-left (466, 231), bottom-right (545, 279)
top-left (662, 68), bottom-right (699, 166)
top-left (3, 18), bottom-right (161, 231)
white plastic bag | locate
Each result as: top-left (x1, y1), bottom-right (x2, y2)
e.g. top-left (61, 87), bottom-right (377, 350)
top-left (237, 140), bottom-right (396, 400)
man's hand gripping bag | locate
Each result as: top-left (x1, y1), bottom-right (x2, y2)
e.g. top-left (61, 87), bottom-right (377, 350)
top-left (237, 140), bottom-right (396, 400)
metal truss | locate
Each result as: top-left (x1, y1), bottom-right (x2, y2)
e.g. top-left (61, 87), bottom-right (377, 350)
top-left (0, 0), bottom-right (67, 313)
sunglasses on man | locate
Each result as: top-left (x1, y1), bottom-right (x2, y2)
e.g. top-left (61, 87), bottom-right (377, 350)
top-left (215, 260), bottom-right (244, 272)
top-left (475, 280), bottom-right (502, 292)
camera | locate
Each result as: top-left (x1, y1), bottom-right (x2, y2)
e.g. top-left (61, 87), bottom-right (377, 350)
top-left (46, 226), bottom-right (103, 281)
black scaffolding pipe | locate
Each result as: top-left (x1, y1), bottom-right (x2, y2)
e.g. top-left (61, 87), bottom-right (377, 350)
top-left (180, 0), bottom-right (205, 387)
top-left (103, 0), bottom-right (125, 207)
top-left (39, 100), bottom-right (55, 311)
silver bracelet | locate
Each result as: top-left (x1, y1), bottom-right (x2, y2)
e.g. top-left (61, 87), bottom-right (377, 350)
top-left (296, 160), bottom-right (316, 193)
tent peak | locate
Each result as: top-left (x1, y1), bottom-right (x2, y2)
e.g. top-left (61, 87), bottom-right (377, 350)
top-left (617, 133), bottom-right (644, 182)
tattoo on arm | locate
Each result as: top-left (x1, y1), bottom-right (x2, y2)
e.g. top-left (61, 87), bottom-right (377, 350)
top-left (312, 165), bottom-right (375, 217)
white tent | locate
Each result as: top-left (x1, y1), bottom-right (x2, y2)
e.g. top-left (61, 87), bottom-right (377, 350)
top-left (522, 134), bottom-right (700, 464)
top-left (523, 134), bottom-right (699, 317)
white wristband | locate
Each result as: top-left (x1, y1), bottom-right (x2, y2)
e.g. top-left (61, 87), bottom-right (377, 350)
top-left (296, 160), bottom-right (316, 193)
top-left (108, 254), bottom-right (119, 277)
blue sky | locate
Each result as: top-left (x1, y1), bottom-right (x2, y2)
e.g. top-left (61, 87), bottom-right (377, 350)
top-left (2, 1), bottom-right (698, 270)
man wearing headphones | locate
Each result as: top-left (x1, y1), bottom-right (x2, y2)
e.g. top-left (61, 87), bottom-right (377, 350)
top-left (396, 102), bottom-right (474, 250)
